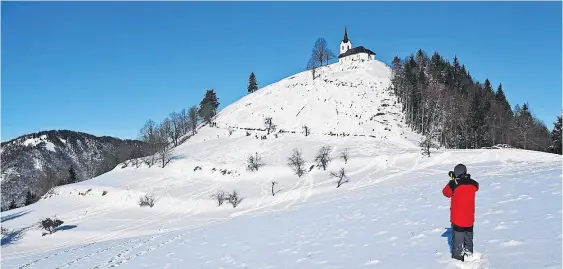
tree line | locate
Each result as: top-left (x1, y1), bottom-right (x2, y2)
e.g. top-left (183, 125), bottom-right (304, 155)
top-left (390, 49), bottom-right (561, 154)
top-left (137, 89), bottom-right (220, 167)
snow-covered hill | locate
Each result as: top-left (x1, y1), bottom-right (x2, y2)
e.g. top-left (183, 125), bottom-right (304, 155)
top-left (213, 60), bottom-right (412, 142)
top-left (1, 61), bottom-right (561, 269)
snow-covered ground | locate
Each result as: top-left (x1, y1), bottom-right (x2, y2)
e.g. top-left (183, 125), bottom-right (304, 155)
top-left (1, 61), bottom-right (561, 268)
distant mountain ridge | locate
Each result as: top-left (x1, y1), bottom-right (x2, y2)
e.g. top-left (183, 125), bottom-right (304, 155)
top-left (1, 130), bottom-right (153, 210)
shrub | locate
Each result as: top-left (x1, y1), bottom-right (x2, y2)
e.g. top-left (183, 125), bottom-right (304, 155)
top-left (340, 148), bottom-right (350, 164)
top-left (246, 152), bottom-right (265, 172)
top-left (40, 217), bottom-right (64, 236)
top-left (330, 168), bottom-right (349, 188)
top-left (138, 194), bottom-right (156, 207)
top-left (227, 190), bottom-right (243, 208)
top-left (211, 190), bottom-right (226, 206)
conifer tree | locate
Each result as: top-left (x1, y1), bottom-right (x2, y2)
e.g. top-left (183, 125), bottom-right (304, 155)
top-left (24, 190), bottom-right (37, 205)
top-left (198, 89), bottom-right (220, 124)
top-left (550, 115), bottom-right (562, 154)
top-left (68, 167), bottom-right (78, 184)
top-left (247, 72), bottom-right (258, 93)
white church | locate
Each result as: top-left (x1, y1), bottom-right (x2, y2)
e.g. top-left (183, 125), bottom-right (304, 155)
top-left (337, 27), bottom-right (376, 64)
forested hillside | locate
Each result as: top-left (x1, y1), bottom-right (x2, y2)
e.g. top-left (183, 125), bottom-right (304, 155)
top-left (390, 50), bottom-right (560, 153)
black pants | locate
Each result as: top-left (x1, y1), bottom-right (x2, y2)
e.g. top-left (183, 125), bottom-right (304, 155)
top-left (451, 223), bottom-right (473, 261)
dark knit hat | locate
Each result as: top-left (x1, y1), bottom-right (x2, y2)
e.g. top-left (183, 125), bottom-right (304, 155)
top-left (454, 164), bottom-right (467, 177)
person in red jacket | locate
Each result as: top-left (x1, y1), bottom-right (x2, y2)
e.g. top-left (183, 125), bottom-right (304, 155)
top-left (442, 164), bottom-right (479, 262)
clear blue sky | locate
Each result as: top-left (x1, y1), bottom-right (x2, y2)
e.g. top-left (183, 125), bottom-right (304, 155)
top-left (2, 1), bottom-right (561, 142)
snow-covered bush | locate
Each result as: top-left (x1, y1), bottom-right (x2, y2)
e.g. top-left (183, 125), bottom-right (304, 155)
top-left (138, 194), bottom-right (156, 208)
top-left (340, 148), bottom-right (350, 164)
top-left (227, 190), bottom-right (243, 208)
top-left (246, 152), bottom-right (265, 172)
top-left (211, 190), bottom-right (226, 206)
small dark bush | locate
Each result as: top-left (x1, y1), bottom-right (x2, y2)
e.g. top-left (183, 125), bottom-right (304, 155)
top-left (138, 194), bottom-right (156, 207)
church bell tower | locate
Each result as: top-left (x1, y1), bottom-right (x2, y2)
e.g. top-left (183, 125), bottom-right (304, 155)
top-left (339, 26), bottom-right (352, 55)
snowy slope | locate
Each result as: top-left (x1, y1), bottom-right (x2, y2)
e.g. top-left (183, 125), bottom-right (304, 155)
top-left (213, 60), bottom-right (412, 143)
top-left (1, 61), bottom-right (561, 269)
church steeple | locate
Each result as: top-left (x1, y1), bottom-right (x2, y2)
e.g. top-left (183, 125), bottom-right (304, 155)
top-left (343, 26), bottom-right (349, 43)
top-left (339, 26), bottom-right (352, 55)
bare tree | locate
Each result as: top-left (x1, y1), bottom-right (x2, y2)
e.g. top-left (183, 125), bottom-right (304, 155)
top-left (156, 122), bottom-right (174, 168)
top-left (340, 148), bottom-right (349, 164)
top-left (314, 145), bottom-right (332, 170)
top-left (307, 57), bottom-right (318, 80)
top-left (287, 148), bottom-right (306, 177)
top-left (178, 108), bottom-right (190, 135)
top-left (330, 168), bottom-right (349, 188)
top-left (188, 106), bottom-right (199, 135)
top-left (169, 112), bottom-right (183, 147)
top-left (302, 125), bottom-right (311, 136)
top-left (139, 119), bottom-right (159, 167)
top-left (264, 117), bottom-right (276, 135)
top-left (227, 190), bottom-right (243, 208)
top-left (311, 37), bottom-right (335, 66)
top-left (246, 152), bottom-right (265, 172)
top-left (211, 190), bottom-right (226, 206)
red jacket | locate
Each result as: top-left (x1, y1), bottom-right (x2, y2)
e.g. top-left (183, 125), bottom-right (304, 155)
top-left (442, 175), bottom-right (479, 227)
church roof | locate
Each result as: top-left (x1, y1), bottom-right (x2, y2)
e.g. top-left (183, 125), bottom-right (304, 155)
top-left (338, 46), bottom-right (376, 58)
top-left (342, 27), bottom-right (350, 43)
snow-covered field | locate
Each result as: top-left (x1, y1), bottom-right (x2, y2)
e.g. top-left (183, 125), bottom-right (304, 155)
top-left (1, 61), bottom-right (561, 268)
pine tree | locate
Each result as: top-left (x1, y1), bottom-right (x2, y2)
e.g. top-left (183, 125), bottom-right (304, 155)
top-left (68, 167), bottom-right (78, 184)
top-left (550, 115), bottom-right (562, 154)
top-left (247, 72), bottom-right (258, 93)
top-left (24, 190), bottom-right (37, 205)
top-left (198, 89), bottom-right (220, 124)
top-left (8, 200), bottom-right (17, 210)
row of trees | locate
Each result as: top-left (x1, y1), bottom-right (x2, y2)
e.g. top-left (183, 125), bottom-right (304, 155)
top-left (138, 89), bottom-right (220, 167)
top-left (390, 50), bottom-right (560, 153)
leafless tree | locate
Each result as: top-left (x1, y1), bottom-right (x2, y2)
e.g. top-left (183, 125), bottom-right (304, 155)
top-left (314, 145), bottom-right (332, 170)
top-left (264, 117), bottom-right (276, 135)
top-left (227, 190), bottom-right (243, 208)
top-left (340, 148), bottom-right (349, 164)
top-left (178, 108), bottom-right (190, 135)
top-left (156, 122), bottom-right (174, 168)
top-left (211, 190), bottom-right (226, 206)
top-left (169, 112), bottom-right (183, 147)
top-left (302, 125), bottom-right (311, 136)
top-left (307, 57), bottom-right (318, 80)
top-left (287, 148), bottom-right (306, 177)
top-left (138, 194), bottom-right (156, 207)
top-left (330, 168), bottom-right (349, 188)
top-left (311, 37), bottom-right (335, 66)
top-left (139, 119), bottom-right (159, 166)
top-left (420, 127), bottom-right (438, 157)
top-left (246, 152), bottom-right (265, 172)
top-left (188, 106), bottom-right (199, 135)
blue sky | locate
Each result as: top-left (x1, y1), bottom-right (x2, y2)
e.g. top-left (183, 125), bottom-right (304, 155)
top-left (2, 1), bottom-right (561, 142)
